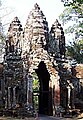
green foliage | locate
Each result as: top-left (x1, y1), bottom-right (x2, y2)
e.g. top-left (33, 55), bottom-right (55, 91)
top-left (60, 0), bottom-right (83, 63)
top-left (65, 22), bottom-right (83, 39)
top-left (32, 72), bottom-right (39, 110)
top-left (60, 0), bottom-right (83, 24)
top-left (32, 72), bottom-right (39, 91)
top-left (59, 5), bottom-right (83, 41)
top-left (59, 7), bottom-right (73, 24)
top-left (33, 96), bottom-right (39, 110)
top-left (62, 0), bottom-right (83, 7)
top-left (66, 39), bottom-right (83, 63)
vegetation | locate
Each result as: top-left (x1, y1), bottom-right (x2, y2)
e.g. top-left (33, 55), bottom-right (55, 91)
top-left (61, 0), bottom-right (83, 7)
top-left (32, 72), bottom-right (39, 92)
top-left (60, 0), bottom-right (83, 63)
top-left (0, 0), bottom-right (5, 56)
top-left (66, 40), bottom-right (83, 63)
top-left (32, 72), bottom-right (39, 110)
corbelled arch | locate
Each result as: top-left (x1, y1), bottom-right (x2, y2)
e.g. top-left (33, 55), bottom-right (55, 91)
top-left (27, 47), bottom-right (60, 115)
top-left (23, 3), bottom-right (61, 115)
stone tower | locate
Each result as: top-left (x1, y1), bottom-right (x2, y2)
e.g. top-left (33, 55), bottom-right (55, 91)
top-left (7, 16), bottom-right (23, 54)
top-left (24, 3), bottom-right (60, 115)
top-left (49, 19), bottom-right (65, 58)
top-left (24, 3), bottom-right (49, 54)
top-left (4, 17), bottom-right (25, 109)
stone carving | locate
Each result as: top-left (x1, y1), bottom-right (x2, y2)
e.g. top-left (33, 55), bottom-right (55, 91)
top-left (3, 17), bottom-right (25, 109)
top-left (24, 3), bottom-right (49, 54)
top-left (7, 17), bottom-right (23, 55)
top-left (1, 3), bottom-right (82, 117)
top-left (23, 3), bottom-right (61, 115)
top-left (49, 19), bottom-right (65, 58)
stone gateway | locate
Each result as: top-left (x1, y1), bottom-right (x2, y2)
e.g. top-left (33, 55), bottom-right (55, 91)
top-left (0, 3), bottom-right (83, 117)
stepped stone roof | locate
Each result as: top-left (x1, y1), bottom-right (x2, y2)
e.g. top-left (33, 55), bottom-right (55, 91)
top-left (7, 16), bottom-right (23, 46)
top-left (8, 16), bottom-right (23, 34)
top-left (23, 4), bottom-right (59, 80)
top-left (51, 19), bottom-right (64, 37)
top-left (6, 17), bottom-right (23, 54)
top-left (24, 3), bottom-right (49, 53)
top-left (48, 19), bottom-right (65, 57)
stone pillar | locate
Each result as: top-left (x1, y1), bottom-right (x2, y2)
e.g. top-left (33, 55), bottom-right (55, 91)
top-left (50, 74), bottom-right (56, 116)
top-left (26, 75), bottom-right (29, 105)
top-left (13, 87), bottom-right (16, 107)
top-left (54, 79), bottom-right (60, 106)
top-left (67, 86), bottom-right (71, 109)
top-left (5, 89), bottom-right (8, 109)
top-left (49, 81), bottom-right (53, 115)
top-left (71, 88), bottom-right (75, 109)
top-left (8, 87), bottom-right (11, 108)
top-left (54, 76), bottom-right (60, 116)
top-left (26, 74), bottom-right (33, 106)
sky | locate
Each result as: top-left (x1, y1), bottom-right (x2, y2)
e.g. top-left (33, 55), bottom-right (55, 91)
top-left (1, 0), bottom-right (65, 32)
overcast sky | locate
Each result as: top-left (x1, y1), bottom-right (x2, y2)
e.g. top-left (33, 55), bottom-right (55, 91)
top-left (1, 0), bottom-right (65, 32)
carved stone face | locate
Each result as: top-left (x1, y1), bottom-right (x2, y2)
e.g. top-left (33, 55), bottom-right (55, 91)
top-left (24, 3), bottom-right (49, 53)
top-left (7, 17), bottom-right (23, 53)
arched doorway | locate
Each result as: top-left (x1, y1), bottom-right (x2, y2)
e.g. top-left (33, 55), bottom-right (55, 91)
top-left (35, 61), bottom-right (51, 115)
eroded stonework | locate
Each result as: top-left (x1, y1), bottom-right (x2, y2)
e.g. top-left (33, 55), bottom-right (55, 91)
top-left (0, 3), bottom-right (83, 117)
top-left (24, 3), bottom-right (49, 53)
top-left (7, 16), bottom-right (23, 54)
top-left (49, 19), bottom-right (65, 58)
top-left (4, 17), bottom-right (25, 109)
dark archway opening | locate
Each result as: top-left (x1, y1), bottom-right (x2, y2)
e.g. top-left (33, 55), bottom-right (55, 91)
top-left (35, 61), bottom-right (50, 115)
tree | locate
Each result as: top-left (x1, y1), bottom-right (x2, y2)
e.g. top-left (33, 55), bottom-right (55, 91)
top-left (60, 0), bottom-right (83, 63)
top-left (66, 40), bottom-right (83, 63)
top-left (0, 0), bottom-right (5, 60)
top-left (61, 0), bottom-right (83, 7)
top-left (0, 0), bottom-right (13, 57)
top-left (60, 0), bottom-right (83, 37)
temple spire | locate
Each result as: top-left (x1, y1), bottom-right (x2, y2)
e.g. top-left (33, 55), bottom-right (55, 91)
top-left (24, 3), bottom-right (49, 53)
top-left (48, 19), bottom-right (65, 58)
top-left (7, 16), bottom-right (23, 54)
top-left (34, 3), bottom-right (40, 10)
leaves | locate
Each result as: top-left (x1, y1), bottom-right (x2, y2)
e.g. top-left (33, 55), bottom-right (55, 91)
top-left (61, 0), bottom-right (83, 18)
top-left (61, 0), bottom-right (83, 6)
top-left (66, 39), bottom-right (83, 63)
top-left (32, 72), bottom-right (39, 91)
top-left (60, 0), bottom-right (83, 63)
